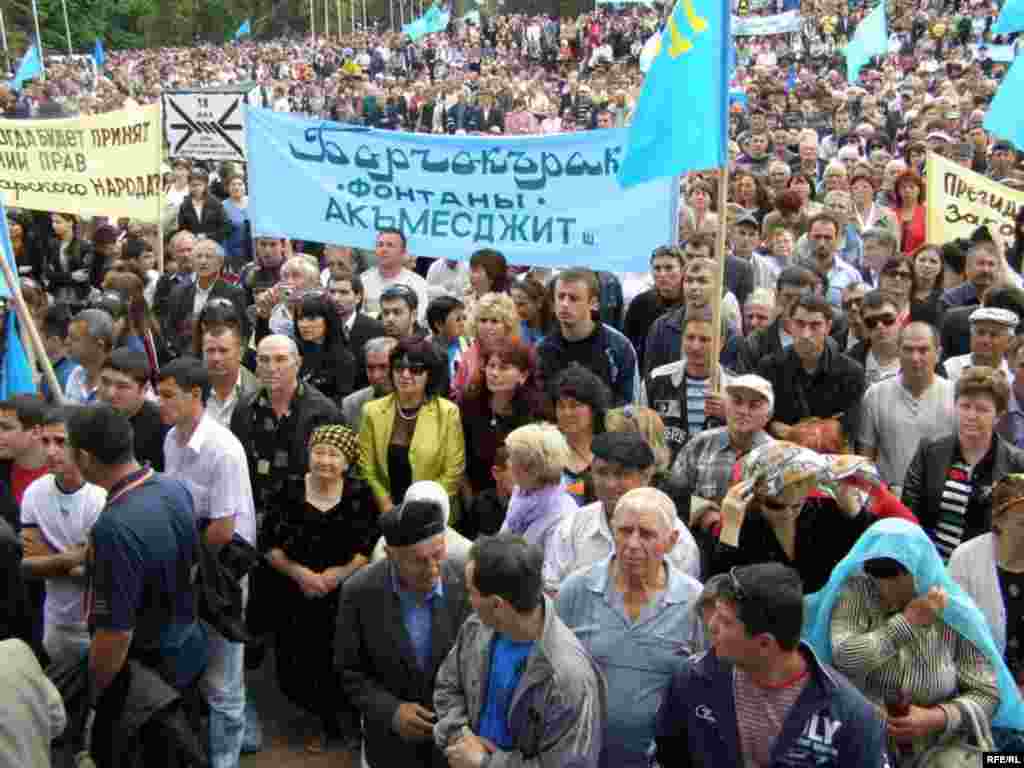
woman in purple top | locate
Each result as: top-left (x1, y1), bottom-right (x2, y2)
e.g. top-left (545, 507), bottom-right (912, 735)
top-left (500, 423), bottom-right (578, 592)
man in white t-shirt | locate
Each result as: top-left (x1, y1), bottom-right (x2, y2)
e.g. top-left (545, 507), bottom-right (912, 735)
top-left (20, 409), bottom-right (107, 665)
top-left (360, 228), bottom-right (429, 323)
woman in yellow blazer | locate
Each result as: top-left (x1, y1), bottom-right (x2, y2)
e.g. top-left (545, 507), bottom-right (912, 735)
top-left (359, 337), bottom-right (466, 515)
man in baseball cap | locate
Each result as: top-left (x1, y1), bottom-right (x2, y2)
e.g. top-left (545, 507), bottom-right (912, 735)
top-left (673, 374), bottom-right (775, 530)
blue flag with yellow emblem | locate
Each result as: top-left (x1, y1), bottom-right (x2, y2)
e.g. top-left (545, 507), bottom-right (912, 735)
top-left (617, 0), bottom-right (730, 188)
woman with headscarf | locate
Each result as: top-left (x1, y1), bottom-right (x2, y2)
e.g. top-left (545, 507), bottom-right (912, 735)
top-left (712, 441), bottom-right (915, 593)
top-left (804, 518), bottom-right (1024, 761)
top-left (264, 424), bottom-right (377, 753)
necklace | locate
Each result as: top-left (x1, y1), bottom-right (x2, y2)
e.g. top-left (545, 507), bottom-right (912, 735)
top-left (397, 403), bottom-right (421, 421)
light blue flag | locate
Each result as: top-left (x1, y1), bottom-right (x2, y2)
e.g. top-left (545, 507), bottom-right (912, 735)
top-left (993, 0), bottom-right (1024, 36)
top-left (0, 206), bottom-right (35, 399)
top-left (234, 19), bottom-right (252, 40)
top-left (403, 5), bottom-right (450, 40)
top-left (617, 0), bottom-right (731, 188)
top-left (984, 54), bottom-right (1024, 152)
top-left (93, 38), bottom-right (106, 68)
top-left (13, 46), bottom-right (42, 90)
top-left (844, 2), bottom-right (887, 84)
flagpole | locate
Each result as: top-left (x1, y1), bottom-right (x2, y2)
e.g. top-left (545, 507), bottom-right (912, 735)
top-left (0, 241), bottom-right (63, 402)
top-left (61, 0), bottom-right (73, 55)
top-left (0, 7), bottom-right (9, 77)
top-left (30, 0), bottom-right (45, 77)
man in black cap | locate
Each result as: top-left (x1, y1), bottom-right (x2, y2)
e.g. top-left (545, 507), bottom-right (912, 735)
top-left (337, 498), bottom-right (471, 768)
top-left (544, 431), bottom-right (700, 591)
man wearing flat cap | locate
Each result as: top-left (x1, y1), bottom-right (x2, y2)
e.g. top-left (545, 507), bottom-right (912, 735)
top-left (942, 307), bottom-right (1018, 384)
top-left (544, 431), bottom-right (700, 592)
top-left (337, 497), bottom-right (470, 768)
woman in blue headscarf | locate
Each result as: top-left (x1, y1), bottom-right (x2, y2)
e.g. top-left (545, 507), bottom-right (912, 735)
top-left (804, 518), bottom-right (1024, 762)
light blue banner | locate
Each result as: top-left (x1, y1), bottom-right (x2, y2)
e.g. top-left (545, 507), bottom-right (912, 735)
top-left (732, 10), bottom-right (803, 35)
top-left (246, 107), bottom-right (678, 270)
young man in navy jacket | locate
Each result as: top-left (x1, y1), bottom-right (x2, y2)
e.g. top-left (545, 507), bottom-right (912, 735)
top-left (654, 563), bottom-right (889, 768)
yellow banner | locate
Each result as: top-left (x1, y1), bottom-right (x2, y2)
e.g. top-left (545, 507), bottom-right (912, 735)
top-left (0, 103), bottom-right (162, 220)
top-left (926, 151), bottom-right (1024, 245)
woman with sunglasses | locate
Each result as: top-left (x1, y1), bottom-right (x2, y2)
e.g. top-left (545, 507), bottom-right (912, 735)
top-left (713, 441), bottom-right (914, 593)
top-left (359, 338), bottom-right (466, 515)
top-left (293, 291), bottom-right (356, 405)
top-left (876, 255), bottom-right (917, 327)
top-left (806, 518), bottom-right (1024, 760)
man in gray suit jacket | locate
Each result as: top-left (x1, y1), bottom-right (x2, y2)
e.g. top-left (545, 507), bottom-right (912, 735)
top-left (336, 498), bottom-right (471, 768)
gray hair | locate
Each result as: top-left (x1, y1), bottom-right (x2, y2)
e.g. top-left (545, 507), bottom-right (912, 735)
top-left (193, 238), bottom-right (225, 261)
top-left (257, 333), bottom-right (299, 361)
top-left (504, 423), bottom-right (570, 487)
top-left (364, 336), bottom-right (399, 357)
top-left (861, 227), bottom-right (898, 251)
top-left (72, 308), bottom-right (115, 347)
top-left (613, 487), bottom-right (676, 532)
top-left (283, 255), bottom-right (321, 290)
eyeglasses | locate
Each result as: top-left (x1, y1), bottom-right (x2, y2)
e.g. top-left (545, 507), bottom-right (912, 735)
top-left (883, 270), bottom-right (913, 281)
top-left (863, 313), bottom-right (898, 330)
top-left (393, 362), bottom-right (428, 376)
top-left (728, 566), bottom-right (748, 602)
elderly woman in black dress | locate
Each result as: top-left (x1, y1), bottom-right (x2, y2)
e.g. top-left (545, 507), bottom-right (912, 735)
top-left (264, 424), bottom-right (377, 753)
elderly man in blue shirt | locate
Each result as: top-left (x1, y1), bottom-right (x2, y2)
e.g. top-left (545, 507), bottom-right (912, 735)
top-left (556, 486), bottom-right (704, 768)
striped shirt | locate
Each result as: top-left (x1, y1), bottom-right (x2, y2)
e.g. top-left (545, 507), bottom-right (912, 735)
top-left (734, 666), bottom-right (809, 768)
top-left (685, 375), bottom-right (709, 438)
top-left (934, 461), bottom-right (973, 561)
top-left (830, 573), bottom-right (999, 747)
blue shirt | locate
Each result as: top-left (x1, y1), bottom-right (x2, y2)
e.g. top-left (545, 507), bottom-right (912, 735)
top-left (391, 562), bottom-right (443, 671)
top-left (556, 556), bottom-right (704, 768)
top-left (478, 633), bottom-right (534, 749)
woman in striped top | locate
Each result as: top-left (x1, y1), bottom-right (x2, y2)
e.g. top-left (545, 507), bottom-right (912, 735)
top-left (804, 519), bottom-right (1024, 763)
top-left (902, 366), bottom-right (1024, 561)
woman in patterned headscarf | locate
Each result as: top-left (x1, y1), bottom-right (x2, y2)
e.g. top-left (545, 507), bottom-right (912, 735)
top-left (263, 424), bottom-right (378, 753)
top-left (709, 441), bottom-right (915, 592)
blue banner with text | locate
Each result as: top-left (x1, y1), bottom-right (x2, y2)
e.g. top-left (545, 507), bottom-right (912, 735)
top-left (246, 107), bottom-right (678, 270)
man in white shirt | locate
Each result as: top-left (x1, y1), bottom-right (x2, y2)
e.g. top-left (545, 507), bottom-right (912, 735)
top-left (544, 431), bottom-right (700, 592)
top-left (360, 228), bottom-right (429, 323)
top-left (20, 408), bottom-right (106, 665)
top-left (425, 258), bottom-right (471, 302)
top-left (202, 320), bottom-right (260, 428)
top-left (157, 357), bottom-right (257, 768)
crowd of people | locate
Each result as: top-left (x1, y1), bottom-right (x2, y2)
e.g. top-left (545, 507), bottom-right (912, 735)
top-left (3, 0), bottom-right (1024, 766)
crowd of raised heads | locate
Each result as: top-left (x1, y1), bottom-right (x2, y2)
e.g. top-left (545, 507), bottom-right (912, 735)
top-left (3, 1), bottom-right (1024, 765)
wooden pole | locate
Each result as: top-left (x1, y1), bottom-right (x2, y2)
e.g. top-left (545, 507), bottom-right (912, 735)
top-left (709, 162), bottom-right (730, 393)
top-left (0, 247), bottom-right (63, 402)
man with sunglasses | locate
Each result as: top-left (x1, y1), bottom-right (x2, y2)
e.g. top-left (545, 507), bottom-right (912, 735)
top-left (655, 563), bottom-right (887, 768)
top-left (847, 290), bottom-right (902, 387)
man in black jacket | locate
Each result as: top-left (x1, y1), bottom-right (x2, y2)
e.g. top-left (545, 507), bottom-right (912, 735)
top-left (328, 271), bottom-right (386, 391)
top-left (757, 294), bottom-right (866, 445)
top-left (337, 499), bottom-right (470, 768)
top-left (164, 239), bottom-right (248, 357)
